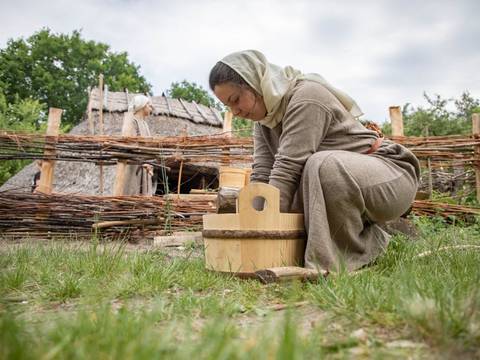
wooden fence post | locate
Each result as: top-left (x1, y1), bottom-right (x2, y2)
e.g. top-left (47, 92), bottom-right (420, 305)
top-left (389, 106), bottom-right (404, 137)
top-left (473, 113), bottom-right (480, 202)
top-left (98, 74), bottom-right (105, 195)
top-left (37, 108), bottom-right (62, 194)
top-left (221, 111), bottom-right (233, 168)
top-left (223, 110), bottom-right (233, 137)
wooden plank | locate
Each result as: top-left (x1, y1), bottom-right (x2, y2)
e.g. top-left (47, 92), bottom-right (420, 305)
top-left (473, 113), bottom-right (480, 202)
top-left (389, 106), bottom-right (404, 137)
top-left (36, 108), bottom-right (62, 194)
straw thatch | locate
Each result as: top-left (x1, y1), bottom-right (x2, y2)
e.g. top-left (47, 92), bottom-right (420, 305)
top-left (1, 89), bottom-right (224, 195)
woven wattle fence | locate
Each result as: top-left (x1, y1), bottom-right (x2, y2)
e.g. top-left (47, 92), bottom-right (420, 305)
top-left (0, 191), bottom-right (216, 240)
top-left (1, 131), bottom-right (479, 239)
top-left (0, 190), bottom-right (479, 240)
top-left (0, 132), bottom-right (253, 165)
top-left (1, 132), bottom-right (479, 166)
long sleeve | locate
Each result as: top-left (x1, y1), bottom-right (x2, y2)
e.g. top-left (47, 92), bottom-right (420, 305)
top-left (269, 100), bottom-right (332, 212)
top-left (250, 122), bottom-right (275, 184)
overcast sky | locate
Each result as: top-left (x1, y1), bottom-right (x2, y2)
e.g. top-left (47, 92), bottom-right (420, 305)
top-left (1, 0), bottom-right (479, 122)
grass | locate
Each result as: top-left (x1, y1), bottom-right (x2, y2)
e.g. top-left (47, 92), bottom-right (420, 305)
top-left (1, 216), bottom-right (479, 359)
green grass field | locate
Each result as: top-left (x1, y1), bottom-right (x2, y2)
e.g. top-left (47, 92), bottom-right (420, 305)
top-left (1, 217), bottom-right (479, 359)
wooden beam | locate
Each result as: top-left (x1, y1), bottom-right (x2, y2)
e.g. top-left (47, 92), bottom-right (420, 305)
top-left (389, 106), bottom-right (404, 137)
top-left (473, 113), bottom-right (480, 202)
top-left (37, 108), bottom-right (62, 194)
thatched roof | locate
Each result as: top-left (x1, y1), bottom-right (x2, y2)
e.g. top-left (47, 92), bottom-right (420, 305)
top-left (1, 94), bottom-right (226, 195)
top-left (89, 88), bottom-right (223, 127)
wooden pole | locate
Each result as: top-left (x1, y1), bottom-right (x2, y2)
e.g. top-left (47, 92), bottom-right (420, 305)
top-left (177, 126), bottom-right (188, 197)
top-left (223, 110), bottom-right (233, 137)
top-left (98, 74), bottom-right (105, 134)
top-left (425, 126), bottom-right (433, 198)
top-left (98, 74), bottom-right (105, 195)
top-left (389, 106), bottom-right (404, 137)
top-left (37, 108), bottom-right (62, 194)
top-left (473, 113), bottom-right (480, 202)
top-left (87, 86), bottom-right (94, 135)
top-left (221, 111), bottom-right (233, 168)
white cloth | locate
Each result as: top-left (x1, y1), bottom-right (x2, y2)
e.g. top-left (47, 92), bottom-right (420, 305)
top-left (220, 50), bottom-right (363, 129)
top-left (129, 95), bottom-right (151, 113)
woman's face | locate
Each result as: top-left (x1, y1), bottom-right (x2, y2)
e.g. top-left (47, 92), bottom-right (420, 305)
top-left (141, 102), bottom-right (153, 117)
top-left (214, 82), bottom-right (267, 121)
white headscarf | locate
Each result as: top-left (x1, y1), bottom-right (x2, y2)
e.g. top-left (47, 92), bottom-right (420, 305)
top-left (129, 95), bottom-right (151, 113)
top-left (220, 50), bottom-right (363, 129)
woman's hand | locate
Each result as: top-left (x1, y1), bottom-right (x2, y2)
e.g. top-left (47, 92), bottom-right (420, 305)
top-left (142, 164), bottom-right (154, 177)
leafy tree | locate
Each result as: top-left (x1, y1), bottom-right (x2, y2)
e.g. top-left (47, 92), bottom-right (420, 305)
top-left (0, 28), bottom-right (151, 129)
top-left (382, 91), bottom-right (480, 136)
top-left (167, 80), bottom-right (221, 109)
top-left (0, 92), bottom-right (46, 185)
top-left (166, 80), bottom-right (255, 137)
top-left (232, 117), bottom-right (253, 137)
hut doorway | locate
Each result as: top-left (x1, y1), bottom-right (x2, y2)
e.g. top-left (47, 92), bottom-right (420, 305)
top-left (154, 162), bottom-right (219, 195)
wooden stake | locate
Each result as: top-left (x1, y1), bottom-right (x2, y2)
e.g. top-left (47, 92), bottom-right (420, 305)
top-left (473, 113), bottom-right (480, 202)
top-left (98, 74), bottom-right (105, 195)
top-left (223, 110), bottom-right (233, 137)
top-left (98, 74), bottom-right (105, 134)
top-left (222, 111), bottom-right (233, 166)
top-left (425, 126), bottom-right (433, 198)
top-left (87, 86), bottom-right (94, 135)
top-left (389, 106), bottom-right (404, 137)
top-left (177, 126), bottom-right (188, 197)
top-left (37, 108), bottom-right (63, 194)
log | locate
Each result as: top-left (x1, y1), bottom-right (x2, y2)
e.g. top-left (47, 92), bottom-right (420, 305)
top-left (37, 108), bottom-right (62, 194)
top-left (255, 266), bottom-right (328, 284)
top-left (92, 218), bottom-right (162, 229)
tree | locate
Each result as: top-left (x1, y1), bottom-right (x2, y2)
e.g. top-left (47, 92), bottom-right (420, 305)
top-left (0, 28), bottom-right (152, 129)
top-left (382, 91), bottom-right (480, 137)
top-left (0, 93), bottom-right (46, 185)
top-left (166, 80), bottom-right (255, 137)
top-left (166, 80), bottom-right (221, 109)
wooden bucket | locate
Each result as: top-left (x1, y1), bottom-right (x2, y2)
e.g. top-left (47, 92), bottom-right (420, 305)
top-left (244, 168), bottom-right (252, 185)
top-left (219, 167), bottom-right (246, 188)
top-left (203, 183), bottom-right (305, 275)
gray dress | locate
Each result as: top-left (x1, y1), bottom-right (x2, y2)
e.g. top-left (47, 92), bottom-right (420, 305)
top-left (251, 80), bottom-right (420, 271)
top-left (118, 113), bottom-right (154, 196)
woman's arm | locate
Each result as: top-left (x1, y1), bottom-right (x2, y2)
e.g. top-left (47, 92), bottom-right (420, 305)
top-left (250, 122), bottom-right (275, 184)
top-left (269, 100), bottom-right (332, 212)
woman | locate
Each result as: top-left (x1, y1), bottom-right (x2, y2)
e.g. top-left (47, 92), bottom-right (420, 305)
top-left (114, 95), bottom-right (155, 196)
top-left (209, 50), bottom-right (420, 272)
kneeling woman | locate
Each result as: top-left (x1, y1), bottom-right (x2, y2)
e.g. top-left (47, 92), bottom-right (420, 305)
top-left (209, 50), bottom-right (420, 272)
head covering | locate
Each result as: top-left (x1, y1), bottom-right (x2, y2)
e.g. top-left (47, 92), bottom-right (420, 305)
top-left (129, 95), bottom-right (151, 113)
top-left (220, 50), bottom-right (363, 129)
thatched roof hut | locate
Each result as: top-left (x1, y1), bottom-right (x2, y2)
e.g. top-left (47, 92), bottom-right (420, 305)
top-left (1, 88), bottom-right (224, 195)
